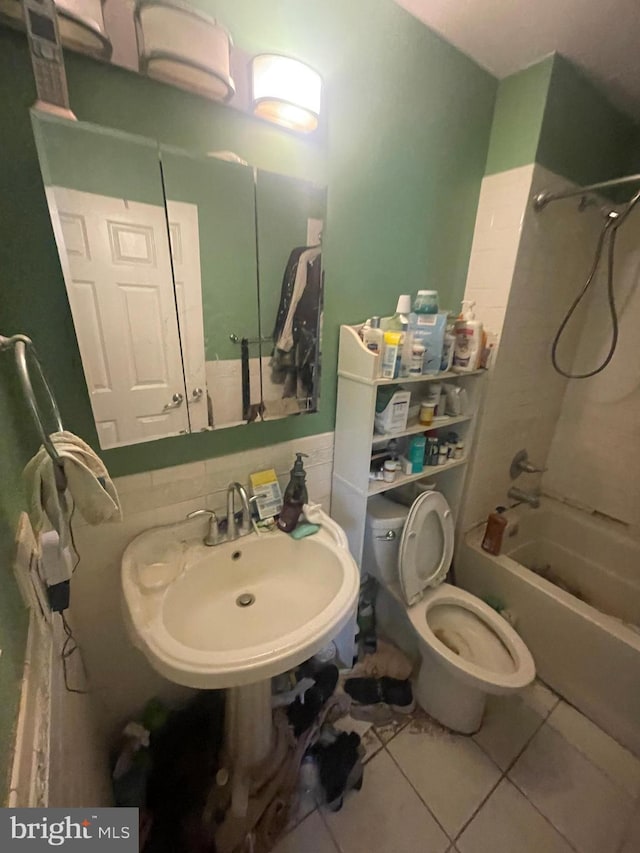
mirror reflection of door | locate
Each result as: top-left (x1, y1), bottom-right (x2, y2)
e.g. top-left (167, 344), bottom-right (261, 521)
top-left (160, 147), bottom-right (261, 430)
top-left (255, 170), bottom-right (326, 421)
top-left (32, 112), bottom-right (189, 449)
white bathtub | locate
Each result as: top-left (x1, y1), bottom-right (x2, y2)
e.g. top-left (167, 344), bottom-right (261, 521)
top-left (456, 496), bottom-right (640, 756)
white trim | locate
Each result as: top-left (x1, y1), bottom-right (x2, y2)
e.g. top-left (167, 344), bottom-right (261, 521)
top-left (7, 608), bottom-right (52, 808)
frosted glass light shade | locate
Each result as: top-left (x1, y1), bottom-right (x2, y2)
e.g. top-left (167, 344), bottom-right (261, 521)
top-left (135, 0), bottom-right (234, 102)
top-left (251, 54), bottom-right (321, 133)
top-left (0, 0), bottom-right (112, 58)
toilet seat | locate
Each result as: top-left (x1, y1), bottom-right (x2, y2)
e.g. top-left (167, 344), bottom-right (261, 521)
top-left (398, 491), bottom-right (454, 606)
top-left (407, 583), bottom-right (536, 692)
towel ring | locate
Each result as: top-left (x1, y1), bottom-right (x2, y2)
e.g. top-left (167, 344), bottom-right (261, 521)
top-left (1, 333), bottom-right (64, 465)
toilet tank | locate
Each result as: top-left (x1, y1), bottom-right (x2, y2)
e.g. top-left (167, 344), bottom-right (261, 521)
top-left (364, 496), bottom-right (409, 586)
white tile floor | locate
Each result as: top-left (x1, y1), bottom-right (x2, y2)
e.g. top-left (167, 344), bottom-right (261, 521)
top-left (273, 681), bottom-right (640, 853)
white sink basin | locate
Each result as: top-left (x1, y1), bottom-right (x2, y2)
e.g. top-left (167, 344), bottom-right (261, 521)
top-left (121, 507), bottom-right (360, 689)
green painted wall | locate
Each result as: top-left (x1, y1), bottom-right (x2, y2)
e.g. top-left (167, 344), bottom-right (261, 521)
top-left (0, 374), bottom-right (30, 805)
top-left (256, 172), bottom-right (326, 348)
top-left (32, 114), bottom-right (166, 205)
top-left (160, 147), bottom-right (260, 362)
top-left (484, 56), bottom-right (554, 176)
top-left (537, 54), bottom-right (639, 187)
top-left (485, 52), bottom-right (640, 188)
top-left (0, 0), bottom-right (496, 480)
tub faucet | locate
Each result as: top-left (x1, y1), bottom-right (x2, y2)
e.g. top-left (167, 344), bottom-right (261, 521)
top-left (226, 482), bottom-right (252, 540)
top-left (507, 486), bottom-right (540, 509)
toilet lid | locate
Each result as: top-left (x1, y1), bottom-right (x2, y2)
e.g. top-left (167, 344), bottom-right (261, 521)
top-left (398, 491), bottom-right (454, 606)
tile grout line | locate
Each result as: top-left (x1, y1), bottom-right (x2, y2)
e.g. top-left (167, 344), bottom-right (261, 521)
top-left (316, 801), bottom-right (346, 853)
top-left (546, 698), bottom-right (640, 800)
top-left (453, 706), bottom-right (553, 844)
top-left (459, 696), bottom-right (586, 851)
top-left (504, 719), bottom-right (582, 853)
top-left (506, 772), bottom-right (581, 853)
top-left (382, 742), bottom-right (456, 846)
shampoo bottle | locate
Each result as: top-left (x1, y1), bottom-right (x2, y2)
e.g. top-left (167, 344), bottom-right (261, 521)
top-left (277, 452), bottom-right (309, 533)
top-left (481, 506), bottom-right (507, 555)
top-left (453, 300), bottom-right (483, 372)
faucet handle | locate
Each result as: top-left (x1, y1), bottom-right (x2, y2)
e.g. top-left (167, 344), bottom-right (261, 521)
top-left (510, 449), bottom-right (547, 479)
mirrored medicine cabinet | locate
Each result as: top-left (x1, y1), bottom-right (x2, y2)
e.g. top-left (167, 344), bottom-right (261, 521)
top-left (32, 110), bottom-right (326, 450)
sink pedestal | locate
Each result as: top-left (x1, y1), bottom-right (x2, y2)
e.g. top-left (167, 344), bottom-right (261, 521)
top-left (226, 680), bottom-right (274, 815)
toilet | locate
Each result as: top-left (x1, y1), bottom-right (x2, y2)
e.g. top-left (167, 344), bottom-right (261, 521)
top-left (364, 492), bottom-right (535, 733)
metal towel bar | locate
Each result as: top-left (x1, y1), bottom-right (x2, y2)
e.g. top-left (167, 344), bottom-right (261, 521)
top-left (0, 333), bottom-right (64, 465)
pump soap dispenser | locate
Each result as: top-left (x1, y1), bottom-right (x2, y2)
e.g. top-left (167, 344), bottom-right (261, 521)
top-left (277, 452), bottom-right (310, 533)
top-left (453, 300), bottom-right (483, 373)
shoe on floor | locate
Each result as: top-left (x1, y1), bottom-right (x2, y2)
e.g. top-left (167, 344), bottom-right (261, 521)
top-left (344, 676), bottom-right (415, 714)
top-left (312, 731), bottom-right (362, 807)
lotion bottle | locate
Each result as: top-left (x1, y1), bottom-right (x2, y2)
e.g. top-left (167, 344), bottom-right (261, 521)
top-left (362, 316), bottom-right (384, 376)
top-left (453, 300), bottom-right (483, 372)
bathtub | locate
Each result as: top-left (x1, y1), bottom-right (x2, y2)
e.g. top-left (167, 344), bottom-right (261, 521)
top-left (456, 496), bottom-right (640, 756)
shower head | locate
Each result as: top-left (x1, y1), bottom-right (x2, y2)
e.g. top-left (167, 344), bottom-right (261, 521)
top-left (611, 186), bottom-right (640, 230)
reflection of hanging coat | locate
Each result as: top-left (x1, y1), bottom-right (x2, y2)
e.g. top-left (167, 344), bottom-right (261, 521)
top-left (271, 246), bottom-right (322, 397)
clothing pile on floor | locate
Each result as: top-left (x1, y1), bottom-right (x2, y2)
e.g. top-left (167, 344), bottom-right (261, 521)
top-left (118, 637), bottom-right (415, 853)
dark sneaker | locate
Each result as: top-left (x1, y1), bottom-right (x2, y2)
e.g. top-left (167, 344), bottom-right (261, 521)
top-left (343, 677), bottom-right (382, 705)
top-left (344, 676), bottom-right (415, 714)
top-left (380, 677), bottom-right (415, 713)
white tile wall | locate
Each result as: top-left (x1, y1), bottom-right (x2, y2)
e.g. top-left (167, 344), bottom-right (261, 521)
top-left (460, 165), bottom-right (604, 529)
top-left (205, 356), bottom-right (304, 427)
top-left (544, 215), bottom-right (640, 528)
top-left (463, 165), bottom-right (534, 342)
top-left (70, 431), bottom-right (334, 737)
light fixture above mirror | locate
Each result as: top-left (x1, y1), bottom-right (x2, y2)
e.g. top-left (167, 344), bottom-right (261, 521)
top-left (251, 54), bottom-right (322, 133)
top-left (0, 0), bottom-right (112, 58)
top-left (134, 0), bottom-right (235, 103)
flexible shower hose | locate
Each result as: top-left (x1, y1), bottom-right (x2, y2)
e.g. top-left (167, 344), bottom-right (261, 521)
top-left (551, 216), bottom-right (619, 379)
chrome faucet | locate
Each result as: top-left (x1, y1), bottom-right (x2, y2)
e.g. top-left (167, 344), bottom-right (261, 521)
top-left (226, 482), bottom-right (252, 541)
top-left (187, 509), bottom-right (219, 546)
top-left (507, 487), bottom-right (540, 509)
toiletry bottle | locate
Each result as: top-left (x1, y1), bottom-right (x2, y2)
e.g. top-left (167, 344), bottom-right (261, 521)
top-left (362, 316), bottom-right (384, 376)
top-left (381, 331), bottom-right (402, 378)
top-left (440, 319), bottom-right (456, 372)
top-left (388, 295), bottom-right (412, 377)
top-left (453, 300), bottom-right (483, 372)
top-left (277, 452), bottom-right (309, 533)
top-left (413, 290), bottom-right (439, 314)
top-left (481, 506), bottom-right (507, 555)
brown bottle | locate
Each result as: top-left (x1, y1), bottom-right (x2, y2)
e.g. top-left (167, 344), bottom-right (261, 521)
top-left (481, 506), bottom-right (507, 555)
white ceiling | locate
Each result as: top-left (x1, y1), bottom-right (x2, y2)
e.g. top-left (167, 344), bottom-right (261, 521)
top-left (395, 0), bottom-right (640, 121)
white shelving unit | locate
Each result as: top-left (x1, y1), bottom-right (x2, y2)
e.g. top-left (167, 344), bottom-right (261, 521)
top-left (331, 324), bottom-right (486, 569)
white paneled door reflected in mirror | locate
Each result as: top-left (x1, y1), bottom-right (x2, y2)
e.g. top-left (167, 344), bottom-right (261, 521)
top-left (32, 110), bottom-right (326, 449)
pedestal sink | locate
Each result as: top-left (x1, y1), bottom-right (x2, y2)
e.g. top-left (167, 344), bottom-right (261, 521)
top-left (121, 504), bottom-right (359, 812)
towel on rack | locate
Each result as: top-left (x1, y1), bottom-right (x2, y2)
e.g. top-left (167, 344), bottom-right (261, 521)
top-left (24, 430), bottom-right (121, 549)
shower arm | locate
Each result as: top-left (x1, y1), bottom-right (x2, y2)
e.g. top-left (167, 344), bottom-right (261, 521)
top-left (533, 173), bottom-right (640, 211)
